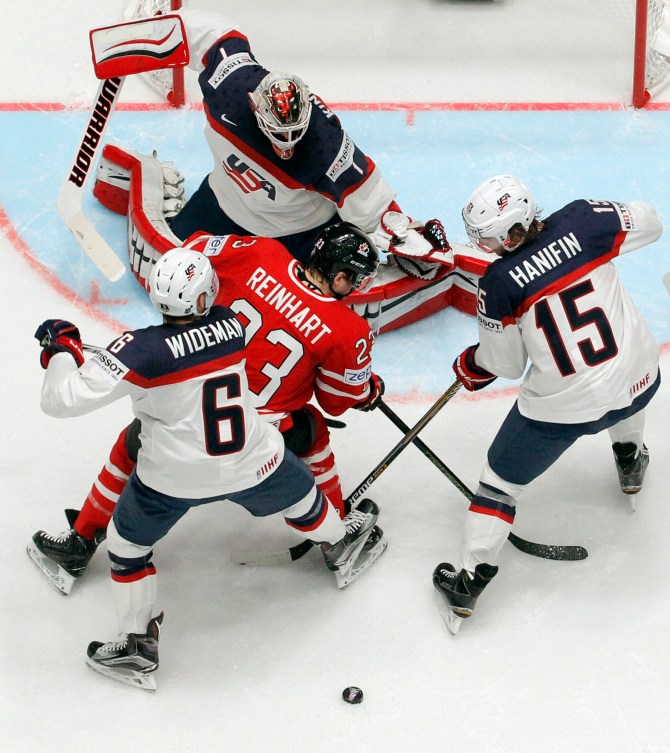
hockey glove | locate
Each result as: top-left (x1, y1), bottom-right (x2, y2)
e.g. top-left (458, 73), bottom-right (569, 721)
top-left (453, 345), bottom-right (497, 392)
top-left (354, 373), bottom-right (385, 412)
top-left (35, 319), bottom-right (85, 369)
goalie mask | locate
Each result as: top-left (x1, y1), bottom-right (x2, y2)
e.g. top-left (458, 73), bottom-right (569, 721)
top-left (248, 72), bottom-right (312, 159)
top-left (149, 248), bottom-right (219, 317)
top-left (462, 175), bottom-right (536, 254)
top-left (309, 222), bottom-right (379, 298)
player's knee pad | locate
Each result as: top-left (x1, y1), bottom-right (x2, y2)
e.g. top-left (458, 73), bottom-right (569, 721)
top-left (93, 143), bottom-right (185, 288)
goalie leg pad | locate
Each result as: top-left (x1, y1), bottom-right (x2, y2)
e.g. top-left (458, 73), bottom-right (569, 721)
top-left (348, 245), bottom-right (491, 334)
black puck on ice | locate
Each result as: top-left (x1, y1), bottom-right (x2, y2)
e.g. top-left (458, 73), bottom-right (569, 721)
top-left (342, 686), bottom-right (364, 704)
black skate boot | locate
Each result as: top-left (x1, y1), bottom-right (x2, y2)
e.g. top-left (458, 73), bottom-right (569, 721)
top-left (86, 612), bottom-right (164, 692)
top-left (432, 562), bottom-right (498, 635)
top-left (320, 499), bottom-right (386, 588)
top-left (26, 509), bottom-right (107, 595)
top-left (612, 442), bottom-right (649, 497)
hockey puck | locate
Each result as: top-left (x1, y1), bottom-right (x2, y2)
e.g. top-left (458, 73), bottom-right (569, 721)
top-left (342, 686), bottom-right (364, 704)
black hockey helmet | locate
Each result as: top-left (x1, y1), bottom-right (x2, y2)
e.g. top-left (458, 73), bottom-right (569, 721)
top-left (308, 222), bottom-right (379, 294)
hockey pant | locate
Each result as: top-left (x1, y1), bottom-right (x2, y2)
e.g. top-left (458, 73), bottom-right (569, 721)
top-left (106, 464), bottom-right (344, 635)
top-left (461, 398), bottom-right (652, 575)
top-left (72, 410), bottom-right (346, 541)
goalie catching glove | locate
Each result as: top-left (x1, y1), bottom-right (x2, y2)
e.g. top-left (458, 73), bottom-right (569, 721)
top-left (453, 344), bottom-right (497, 392)
top-left (374, 211), bottom-right (452, 263)
top-left (374, 211), bottom-right (453, 281)
top-left (35, 320), bottom-right (84, 369)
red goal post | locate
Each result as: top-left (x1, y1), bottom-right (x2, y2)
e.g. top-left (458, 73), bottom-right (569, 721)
top-left (633, 0), bottom-right (670, 107)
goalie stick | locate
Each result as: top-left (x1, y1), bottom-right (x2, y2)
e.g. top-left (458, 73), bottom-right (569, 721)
top-left (57, 15), bottom-right (189, 282)
top-left (377, 401), bottom-right (588, 561)
top-left (230, 380), bottom-right (463, 566)
top-left (57, 76), bottom-right (127, 282)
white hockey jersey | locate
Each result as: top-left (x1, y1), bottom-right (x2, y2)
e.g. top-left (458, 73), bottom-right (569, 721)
top-left (474, 199), bottom-right (662, 424)
top-left (179, 8), bottom-right (396, 238)
top-left (40, 306), bottom-right (285, 498)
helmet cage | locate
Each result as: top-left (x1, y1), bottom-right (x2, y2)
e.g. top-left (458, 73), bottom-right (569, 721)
top-left (149, 248), bottom-right (219, 317)
top-left (462, 175), bottom-right (536, 253)
top-left (249, 73), bottom-right (312, 154)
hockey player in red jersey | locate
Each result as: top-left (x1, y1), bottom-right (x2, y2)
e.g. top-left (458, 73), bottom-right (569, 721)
top-left (92, 4), bottom-right (490, 335)
top-left (33, 248), bottom-right (383, 690)
top-left (432, 175), bottom-right (663, 634)
top-left (28, 222), bottom-right (387, 595)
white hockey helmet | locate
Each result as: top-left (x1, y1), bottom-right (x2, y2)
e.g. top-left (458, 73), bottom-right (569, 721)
top-left (149, 248), bottom-right (219, 317)
top-left (248, 72), bottom-right (312, 159)
top-left (462, 175), bottom-right (536, 253)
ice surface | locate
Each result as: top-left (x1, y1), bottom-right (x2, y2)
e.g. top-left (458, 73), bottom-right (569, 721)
top-left (2, 2), bottom-right (670, 752)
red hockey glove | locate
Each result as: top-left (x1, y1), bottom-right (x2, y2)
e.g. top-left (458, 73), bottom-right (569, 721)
top-left (35, 319), bottom-right (85, 369)
top-left (354, 373), bottom-right (385, 412)
top-left (453, 345), bottom-right (497, 392)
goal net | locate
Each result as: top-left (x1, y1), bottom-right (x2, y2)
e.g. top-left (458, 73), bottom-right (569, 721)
top-left (125, 0), bottom-right (185, 107)
top-left (634, 0), bottom-right (670, 106)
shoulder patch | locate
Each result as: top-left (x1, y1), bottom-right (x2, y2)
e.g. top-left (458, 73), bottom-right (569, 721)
top-left (88, 350), bottom-right (128, 385)
top-left (612, 202), bottom-right (638, 232)
top-left (344, 363), bottom-right (372, 386)
top-left (208, 52), bottom-right (255, 90)
top-left (203, 235), bottom-right (231, 256)
top-left (326, 133), bottom-right (356, 182)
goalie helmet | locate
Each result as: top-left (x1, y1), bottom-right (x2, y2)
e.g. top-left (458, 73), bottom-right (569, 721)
top-left (462, 175), bottom-right (536, 253)
top-left (248, 72), bottom-right (312, 159)
top-left (308, 222), bottom-right (379, 296)
top-left (149, 248), bottom-right (219, 317)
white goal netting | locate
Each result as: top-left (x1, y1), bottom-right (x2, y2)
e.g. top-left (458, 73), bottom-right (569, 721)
top-left (646, 0), bottom-right (670, 88)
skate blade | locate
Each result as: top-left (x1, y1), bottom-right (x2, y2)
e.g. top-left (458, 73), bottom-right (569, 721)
top-left (86, 658), bottom-right (157, 692)
top-left (433, 587), bottom-right (471, 636)
top-left (26, 541), bottom-right (76, 596)
top-left (334, 534), bottom-right (388, 589)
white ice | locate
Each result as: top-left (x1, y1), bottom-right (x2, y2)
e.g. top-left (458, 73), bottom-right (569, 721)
top-left (3, 2), bottom-right (670, 752)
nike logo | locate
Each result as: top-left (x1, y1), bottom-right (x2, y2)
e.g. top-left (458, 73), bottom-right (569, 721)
top-left (220, 113), bottom-right (237, 127)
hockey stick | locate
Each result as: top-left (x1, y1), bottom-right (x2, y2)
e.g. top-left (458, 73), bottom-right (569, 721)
top-left (57, 76), bottom-right (127, 282)
top-left (231, 380), bottom-right (464, 566)
top-left (57, 15), bottom-right (190, 282)
top-left (377, 401), bottom-right (588, 561)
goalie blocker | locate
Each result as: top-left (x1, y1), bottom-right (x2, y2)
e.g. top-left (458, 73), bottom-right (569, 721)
top-left (93, 143), bottom-right (491, 332)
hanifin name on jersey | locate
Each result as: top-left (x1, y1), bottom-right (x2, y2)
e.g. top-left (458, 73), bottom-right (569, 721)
top-left (508, 232), bottom-right (582, 288)
top-left (245, 266), bottom-right (334, 344)
top-left (164, 319), bottom-right (244, 359)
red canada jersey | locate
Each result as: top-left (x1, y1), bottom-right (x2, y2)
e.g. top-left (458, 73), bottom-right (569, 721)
top-left (182, 233), bottom-right (376, 418)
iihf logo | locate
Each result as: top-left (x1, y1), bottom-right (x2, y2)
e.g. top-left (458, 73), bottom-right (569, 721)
top-left (497, 192), bottom-right (511, 210)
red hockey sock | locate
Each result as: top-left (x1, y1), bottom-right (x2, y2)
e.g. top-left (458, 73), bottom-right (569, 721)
top-left (74, 426), bottom-right (137, 539)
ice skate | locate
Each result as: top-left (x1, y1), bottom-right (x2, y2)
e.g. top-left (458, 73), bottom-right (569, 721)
top-left (613, 442), bottom-right (649, 505)
top-left (321, 499), bottom-right (386, 588)
top-left (432, 562), bottom-right (498, 635)
top-left (27, 510), bottom-right (106, 595)
top-left (86, 613), bottom-right (163, 692)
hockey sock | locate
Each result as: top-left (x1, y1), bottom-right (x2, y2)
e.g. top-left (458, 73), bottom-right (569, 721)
top-left (74, 426), bottom-right (136, 540)
top-left (298, 406), bottom-right (345, 517)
